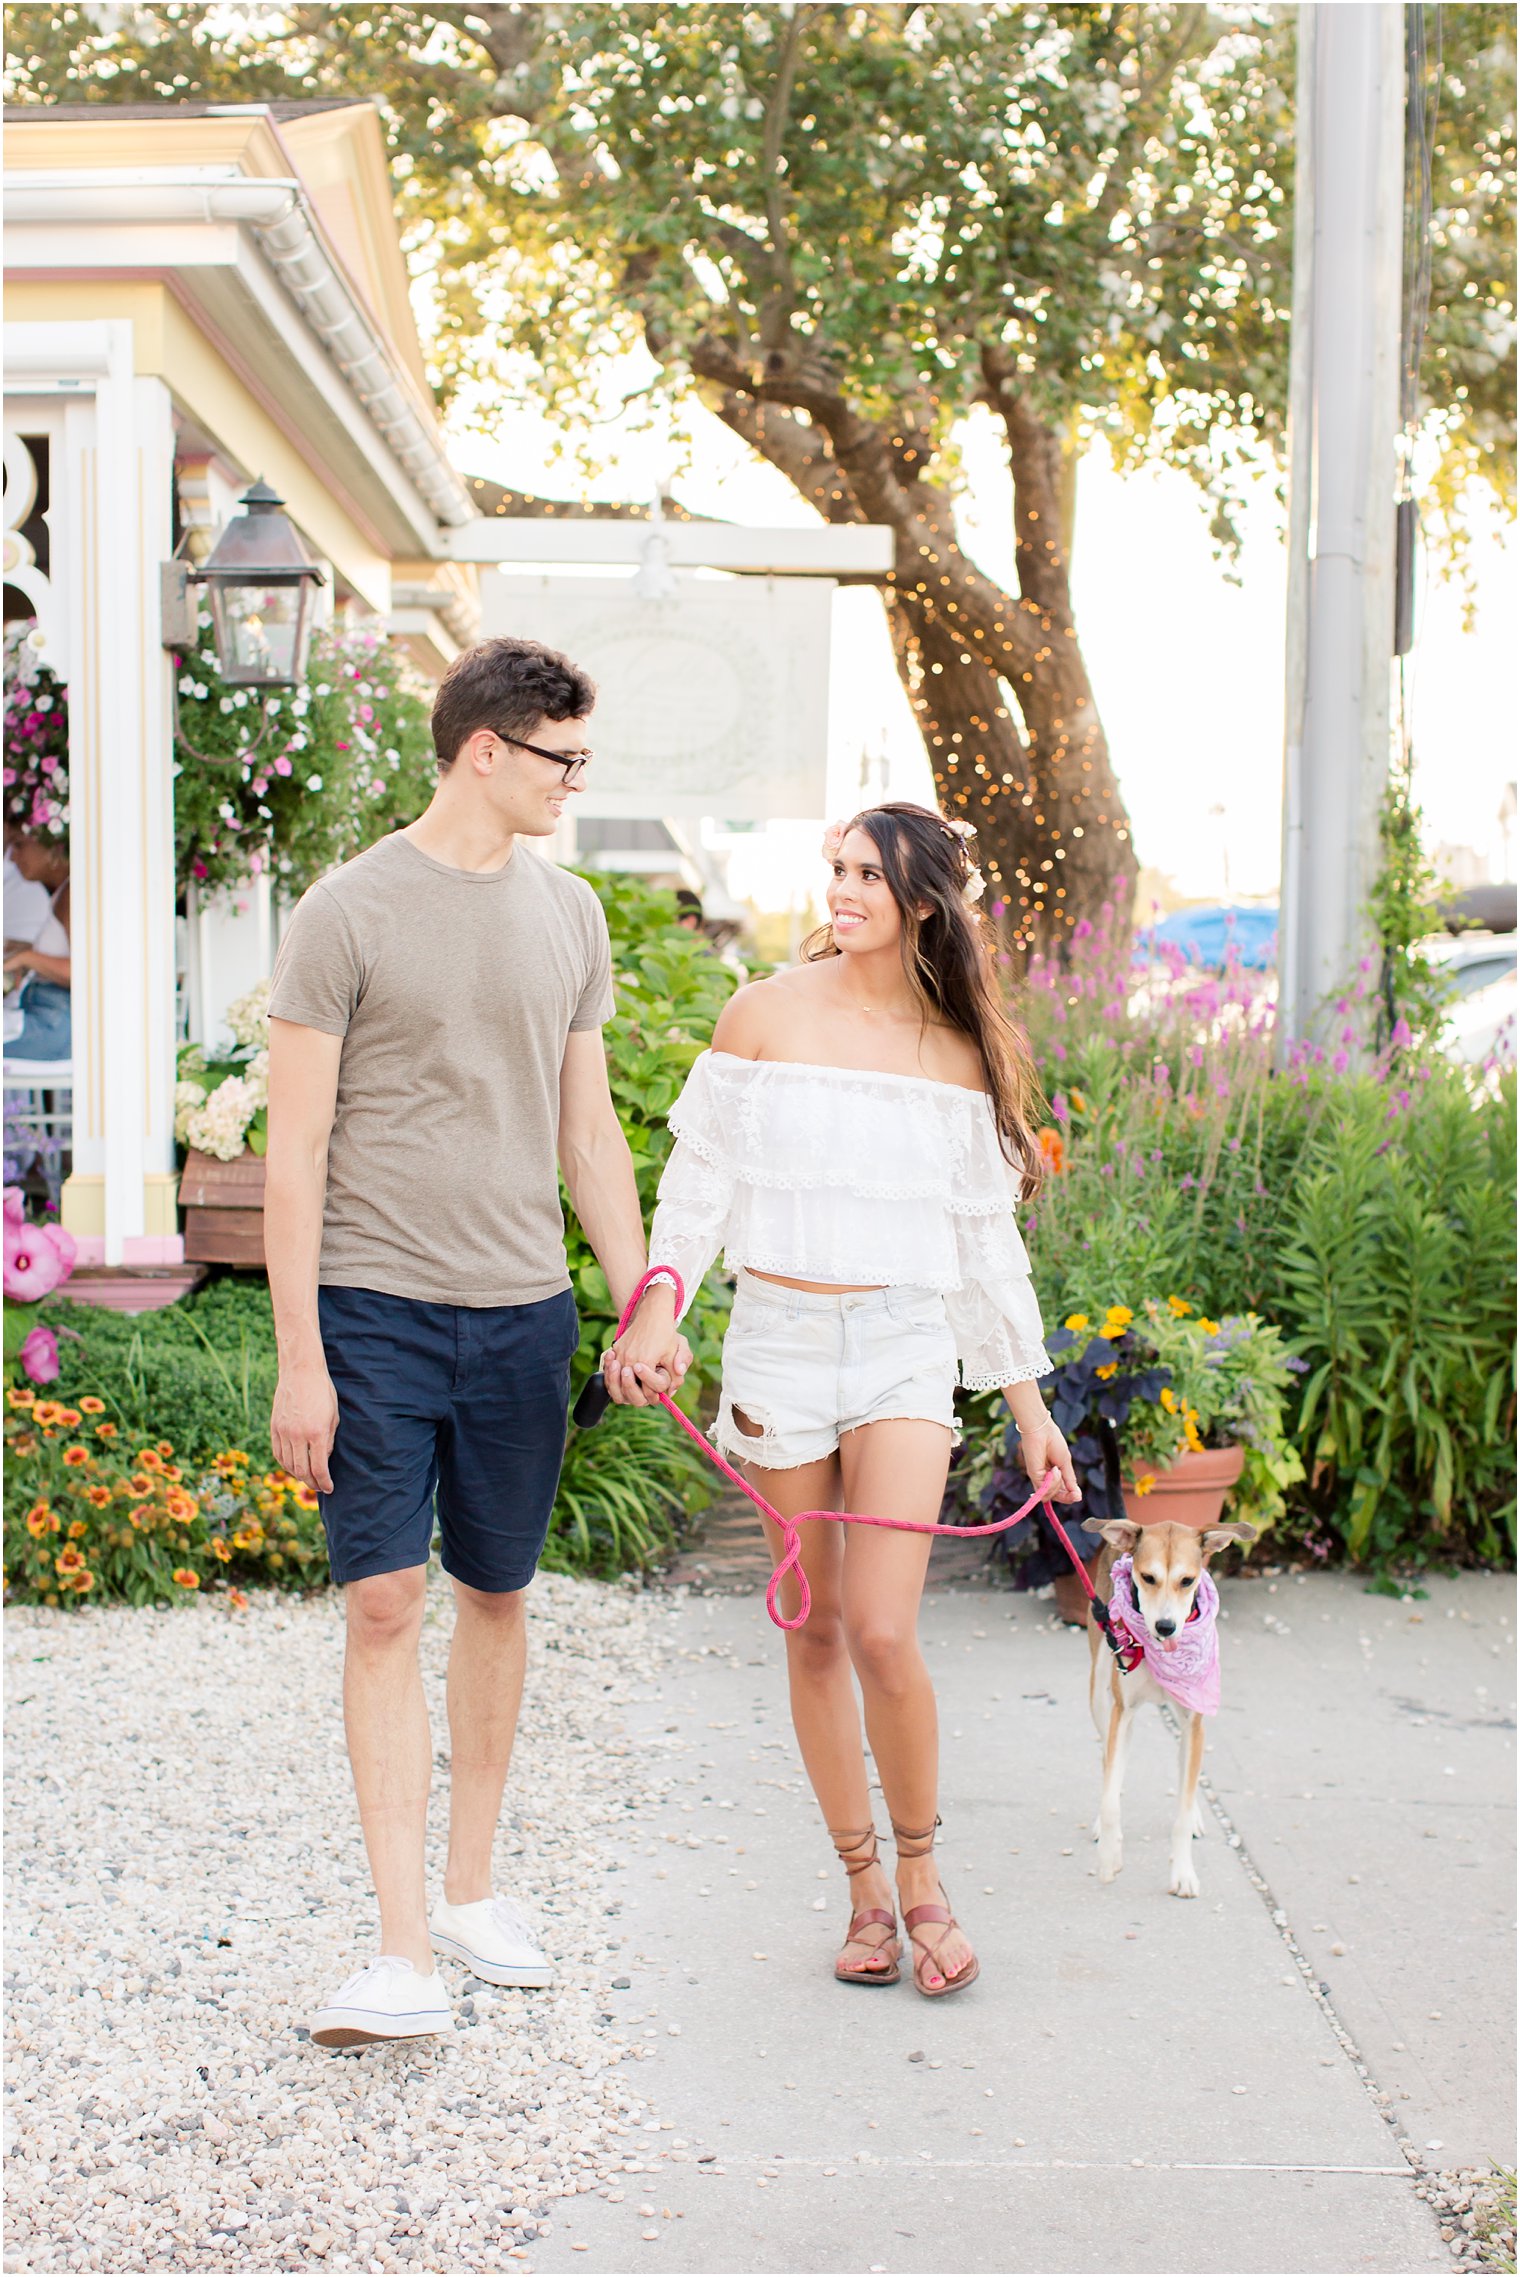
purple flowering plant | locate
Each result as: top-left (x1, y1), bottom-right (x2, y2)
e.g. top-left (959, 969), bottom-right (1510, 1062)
top-left (943, 899), bottom-right (1515, 1570)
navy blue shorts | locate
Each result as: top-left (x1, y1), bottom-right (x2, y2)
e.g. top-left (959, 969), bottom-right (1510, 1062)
top-left (317, 1284), bottom-right (579, 1592)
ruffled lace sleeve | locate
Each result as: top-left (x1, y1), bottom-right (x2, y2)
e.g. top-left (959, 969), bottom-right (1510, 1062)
top-left (647, 1054), bottom-right (736, 1322)
top-left (944, 1165), bottom-right (1052, 1392)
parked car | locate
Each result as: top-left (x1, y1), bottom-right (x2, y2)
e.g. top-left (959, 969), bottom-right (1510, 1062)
top-left (1421, 931), bottom-right (1517, 1065)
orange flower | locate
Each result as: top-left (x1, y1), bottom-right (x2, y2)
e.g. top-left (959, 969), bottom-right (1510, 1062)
top-left (6, 1387), bottom-right (36, 1409)
top-left (85, 1485), bottom-right (112, 1509)
top-left (33, 1403), bottom-right (63, 1427)
top-left (57, 1407), bottom-right (81, 1428)
top-left (227, 1588), bottom-right (249, 1610)
top-left (125, 1474), bottom-right (153, 1498)
top-left (71, 1570), bottom-right (96, 1593)
top-left (25, 1504), bottom-right (53, 1539)
top-left (172, 1567), bottom-right (200, 1590)
top-left (231, 1529), bottom-right (262, 1552)
top-left (61, 1446), bottom-right (90, 1468)
top-left (157, 1441), bottom-right (175, 1459)
top-left (67, 1518), bottom-right (87, 1540)
top-left (56, 1544), bottom-right (85, 1574)
top-left (209, 1537), bottom-right (232, 1563)
top-left (165, 1490), bottom-right (199, 1523)
top-left (163, 1465), bottom-right (184, 1483)
top-left (78, 1396), bottom-right (106, 1415)
top-left (95, 1421), bottom-right (118, 1440)
top-left (1037, 1126), bottom-right (1067, 1175)
top-left (1132, 1473), bottom-right (1156, 1497)
top-left (291, 1485), bottom-right (319, 1512)
top-left (136, 1449), bottom-right (163, 1472)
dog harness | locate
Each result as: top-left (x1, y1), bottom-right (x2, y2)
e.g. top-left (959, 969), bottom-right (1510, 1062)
top-left (1107, 1553), bottom-right (1222, 1716)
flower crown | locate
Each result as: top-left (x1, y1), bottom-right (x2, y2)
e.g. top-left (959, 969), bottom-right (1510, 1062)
top-left (821, 813), bottom-right (985, 906)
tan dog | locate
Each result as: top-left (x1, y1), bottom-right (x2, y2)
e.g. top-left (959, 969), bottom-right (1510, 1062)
top-left (1085, 1517), bottom-right (1257, 1898)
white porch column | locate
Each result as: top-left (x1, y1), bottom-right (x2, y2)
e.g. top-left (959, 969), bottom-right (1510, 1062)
top-left (5, 320), bottom-right (181, 1263)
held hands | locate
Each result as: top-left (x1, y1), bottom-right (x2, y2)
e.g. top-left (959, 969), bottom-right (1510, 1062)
top-left (602, 1283), bottom-right (692, 1409)
top-left (271, 1357), bottom-right (339, 1494)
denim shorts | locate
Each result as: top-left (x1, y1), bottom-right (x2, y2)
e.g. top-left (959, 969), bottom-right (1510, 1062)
top-left (712, 1270), bottom-right (958, 1472)
top-left (317, 1283), bottom-right (579, 1592)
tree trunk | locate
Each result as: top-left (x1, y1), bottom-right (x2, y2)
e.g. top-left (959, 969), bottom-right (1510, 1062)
top-left (696, 351), bottom-right (1137, 961)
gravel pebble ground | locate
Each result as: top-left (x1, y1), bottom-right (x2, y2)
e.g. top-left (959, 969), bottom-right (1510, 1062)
top-left (1417, 2167), bottom-right (1518, 2275)
top-left (4, 1573), bottom-right (674, 2273)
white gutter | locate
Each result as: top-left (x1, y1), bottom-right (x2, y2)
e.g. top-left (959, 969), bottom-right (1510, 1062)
top-left (6, 168), bottom-right (476, 532)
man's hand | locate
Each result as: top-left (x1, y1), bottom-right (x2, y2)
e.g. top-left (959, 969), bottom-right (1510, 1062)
top-left (603, 1285), bottom-right (692, 1408)
top-left (271, 1357), bottom-right (339, 1493)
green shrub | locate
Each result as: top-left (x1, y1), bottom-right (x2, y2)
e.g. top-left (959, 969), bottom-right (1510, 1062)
top-left (564, 870), bottom-right (742, 1407)
top-left (42, 1274), bottom-right (279, 1467)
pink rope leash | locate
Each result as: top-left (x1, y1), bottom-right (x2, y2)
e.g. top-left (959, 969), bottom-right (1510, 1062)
top-left (608, 1268), bottom-right (1063, 1633)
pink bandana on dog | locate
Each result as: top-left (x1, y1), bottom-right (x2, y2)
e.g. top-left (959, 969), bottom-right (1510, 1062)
top-left (1108, 1553), bottom-right (1222, 1717)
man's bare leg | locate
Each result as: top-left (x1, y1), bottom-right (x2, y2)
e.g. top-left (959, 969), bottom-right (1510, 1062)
top-left (343, 1567), bottom-right (432, 1969)
top-left (443, 1580), bottom-right (528, 1906)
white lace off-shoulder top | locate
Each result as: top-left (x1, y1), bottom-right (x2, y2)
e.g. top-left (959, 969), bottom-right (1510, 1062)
top-left (647, 1051), bottom-right (1052, 1393)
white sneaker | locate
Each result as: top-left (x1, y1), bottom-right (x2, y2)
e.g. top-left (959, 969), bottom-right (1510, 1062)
top-left (430, 1892), bottom-right (555, 1988)
top-left (309, 1955), bottom-right (454, 2050)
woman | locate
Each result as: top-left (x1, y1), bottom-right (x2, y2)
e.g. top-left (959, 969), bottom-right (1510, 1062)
top-left (3, 831), bottom-right (71, 1061)
top-left (609, 804), bottom-right (1080, 1996)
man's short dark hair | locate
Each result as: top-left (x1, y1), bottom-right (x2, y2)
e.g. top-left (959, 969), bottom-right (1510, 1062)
top-left (430, 636), bottom-right (596, 771)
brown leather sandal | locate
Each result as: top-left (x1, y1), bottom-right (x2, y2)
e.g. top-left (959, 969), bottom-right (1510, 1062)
top-left (829, 1826), bottom-right (902, 1987)
top-left (892, 1817), bottom-right (980, 1998)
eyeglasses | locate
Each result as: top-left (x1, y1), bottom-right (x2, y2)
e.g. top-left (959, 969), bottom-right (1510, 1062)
top-left (497, 732), bottom-right (592, 786)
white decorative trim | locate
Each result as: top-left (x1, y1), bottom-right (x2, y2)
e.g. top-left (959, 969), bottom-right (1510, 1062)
top-left (1, 428), bottom-right (66, 674)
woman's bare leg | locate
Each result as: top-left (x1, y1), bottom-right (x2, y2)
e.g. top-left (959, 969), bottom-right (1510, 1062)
top-left (837, 1419), bottom-right (974, 1988)
top-left (745, 1451), bottom-right (897, 1970)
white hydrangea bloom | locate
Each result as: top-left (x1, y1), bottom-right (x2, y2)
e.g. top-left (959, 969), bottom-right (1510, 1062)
top-left (223, 978), bottom-right (271, 1052)
top-left (184, 1074), bottom-right (258, 1161)
top-left (173, 1080), bottom-right (208, 1145)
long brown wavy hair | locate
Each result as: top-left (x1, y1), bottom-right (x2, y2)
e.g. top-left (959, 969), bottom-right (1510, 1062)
top-left (803, 802), bottom-right (1046, 1192)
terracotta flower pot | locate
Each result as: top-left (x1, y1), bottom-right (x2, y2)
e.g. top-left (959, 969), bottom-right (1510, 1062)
top-left (1122, 1444), bottom-right (1244, 1530)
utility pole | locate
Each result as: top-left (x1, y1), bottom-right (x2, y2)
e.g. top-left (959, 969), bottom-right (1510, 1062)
top-left (1278, 3), bottom-right (1406, 1051)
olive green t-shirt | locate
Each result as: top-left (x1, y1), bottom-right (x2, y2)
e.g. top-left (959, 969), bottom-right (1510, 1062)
top-left (267, 831), bottom-right (614, 1307)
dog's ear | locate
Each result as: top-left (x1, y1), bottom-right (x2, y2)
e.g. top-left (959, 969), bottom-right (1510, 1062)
top-left (1088, 1519), bottom-right (1141, 1553)
top-left (1201, 1521), bottom-right (1258, 1559)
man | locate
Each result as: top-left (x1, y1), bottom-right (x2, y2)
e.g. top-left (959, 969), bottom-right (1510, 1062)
top-left (266, 634), bottom-right (685, 2049)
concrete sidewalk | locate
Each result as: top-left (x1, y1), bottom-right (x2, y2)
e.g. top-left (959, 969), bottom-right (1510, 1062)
top-left (534, 1569), bottom-right (1514, 2276)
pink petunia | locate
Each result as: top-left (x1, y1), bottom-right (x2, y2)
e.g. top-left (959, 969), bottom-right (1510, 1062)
top-left (3, 1218), bottom-right (65, 1302)
top-left (41, 1221), bottom-right (76, 1282)
top-left (20, 1325), bottom-right (59, 1385)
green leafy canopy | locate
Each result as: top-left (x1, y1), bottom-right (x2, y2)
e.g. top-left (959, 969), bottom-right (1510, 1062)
top-left (6, 4), bottom-right (1512, 546)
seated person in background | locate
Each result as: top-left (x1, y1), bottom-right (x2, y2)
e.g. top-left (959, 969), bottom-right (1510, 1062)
top-left (3, 828), bottom-right (70, 1061)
